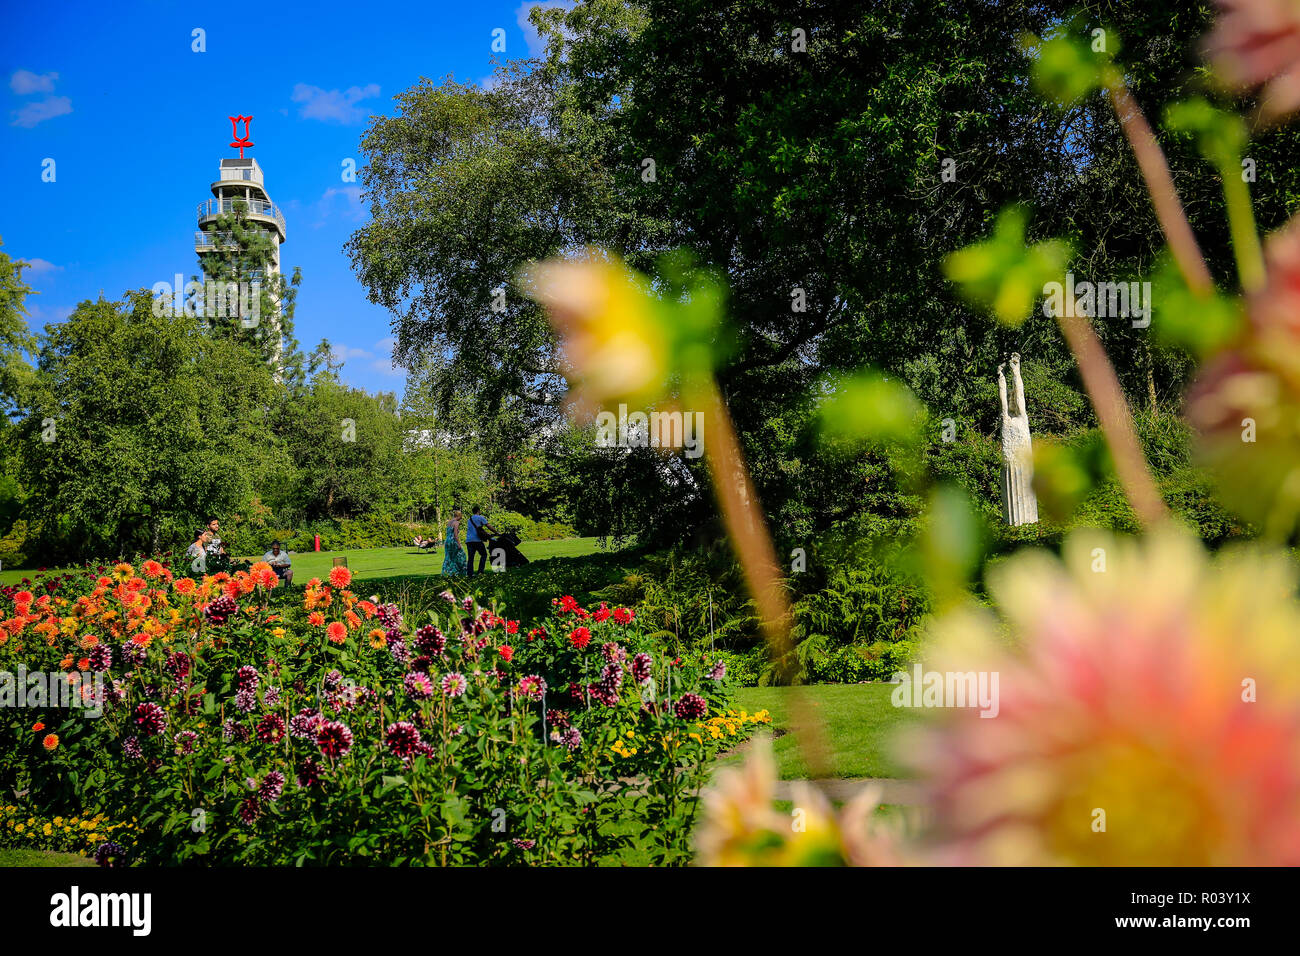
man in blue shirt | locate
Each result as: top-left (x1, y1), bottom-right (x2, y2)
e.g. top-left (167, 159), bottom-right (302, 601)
top-left (465, 505), bottom-right (499, 578)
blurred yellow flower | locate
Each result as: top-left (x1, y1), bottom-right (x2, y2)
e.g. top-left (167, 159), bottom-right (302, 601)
top-left (523, 251), bottom-right (672, 413)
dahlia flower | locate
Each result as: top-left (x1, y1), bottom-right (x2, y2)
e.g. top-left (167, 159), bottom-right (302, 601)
top-left (289, 708), bottom-right (323, 740)
top-left (695, 735), bottom-right (899, 867)
top-left (404, 671), bottom-right (434, 700)
top-left (522, 253), bottom-right (673, 412)
top-left (1204, 0), bottom-right (1300, 122)
top-left (1188, 217), bottom-right (1300, 534)
top-left (631, 652), bottom-right (653, 684)
top-left (132, 702), bottom-right (167, 737)
top-left (898, 528), bottom-right (1300, 866)
top-left (385, 721), bottom-right (422, 760)
top-left (88, 644), bottom-right (113, 671)
top-left (674, 692), bottom-right (707, 721)
top-left (94, 841), bottom-right (125, 867)
top-left (516, 674), bottom-right (547, 701)
top-left (316, 720), bottom-right (354, 759)
top-left (415, 624), bottom-right (446, 656)
top-left (258, 770), bottom-right (286, 804)
top-left (238, 795), bottom-right (262, 825)
top-left (441, 672), bottom-right (468, 697)
top-left (256, 714), bottom-right (286, 743)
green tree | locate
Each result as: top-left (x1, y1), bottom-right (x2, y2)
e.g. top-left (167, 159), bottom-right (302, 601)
top-left (273, 371), bottom-right (408, 521)
top-left (17, 291), bottom-right (290, 559)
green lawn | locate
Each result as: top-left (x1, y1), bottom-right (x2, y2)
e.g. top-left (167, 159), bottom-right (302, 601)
top-left (0, 848), bottom-right (94, 867)
top-left (0, 538), bottom-right (611, 588)
top-left (728, 684), bottom-right (913, 779)
top-left (274, 537), bottom-right (606, 584)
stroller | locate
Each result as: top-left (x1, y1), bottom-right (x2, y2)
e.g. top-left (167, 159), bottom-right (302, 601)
top-left (485, 530), bottom-right (530, 569)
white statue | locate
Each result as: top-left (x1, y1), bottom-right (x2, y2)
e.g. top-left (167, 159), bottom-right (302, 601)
top-left (998, 353), bottom-right (1038, 526)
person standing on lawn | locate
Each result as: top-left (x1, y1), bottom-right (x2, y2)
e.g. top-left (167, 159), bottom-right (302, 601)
top-left (442, 508), bottom-right (468, 577)
top-left (465, 505), bottom-right (499, 579)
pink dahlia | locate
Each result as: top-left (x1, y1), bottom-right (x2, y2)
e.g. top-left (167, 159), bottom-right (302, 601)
top-left (441, 672), bottom-right (468, 697)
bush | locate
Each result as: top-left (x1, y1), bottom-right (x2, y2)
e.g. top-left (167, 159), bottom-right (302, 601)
top-left (489, 510), bottom-right (577, 541)
top-left (0, 519), bottom-right (29, 569)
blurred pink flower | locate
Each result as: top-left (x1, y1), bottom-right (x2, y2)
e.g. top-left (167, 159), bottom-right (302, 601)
top-left (898, 530), bottom-right (1300, 865)
top-left (694, 735), bottom-right (903, 866)
top-left (1205, 0), bottom-right (1300, 121)
top-left (1188, 218), bottom-right (1300, 532)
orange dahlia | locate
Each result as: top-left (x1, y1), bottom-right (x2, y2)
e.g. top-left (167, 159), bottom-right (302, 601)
top-left (42, 734), bottom-right (59, 751)
top-left (326, 621), bottom-right (347, 644)
top-left (328, 566), bottom-right (352, 589)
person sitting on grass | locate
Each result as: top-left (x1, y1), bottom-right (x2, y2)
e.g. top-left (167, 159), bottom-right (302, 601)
top-left (262, 540), bottom-right (293, 585)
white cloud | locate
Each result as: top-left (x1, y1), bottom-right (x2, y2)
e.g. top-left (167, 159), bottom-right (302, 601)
top-left (10, 95), bottom-right (71, 128)
top-left (290, 83), bottom-right (381, 124)
top-left (312, 186), bottom-right (364, 226)
top-left (330, 343), bottom-right (374, 362)
top-left (18, 258), bottom-right (61, 280)
top-left (515, 1), bottom-right (574, 57)
top-left (333, 338), bottom-right (403, 378)
top-left (10, 70), bottom-right (58, 94)
top-left (26, 303), bottom-right (74, 324)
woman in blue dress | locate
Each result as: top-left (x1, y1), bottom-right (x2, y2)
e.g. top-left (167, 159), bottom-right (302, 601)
top-left (442, 508), bottom-right (468, 577)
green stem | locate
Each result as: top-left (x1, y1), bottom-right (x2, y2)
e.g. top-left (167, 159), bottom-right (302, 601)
top-left (1221, 168), bottom-right (1266, 294)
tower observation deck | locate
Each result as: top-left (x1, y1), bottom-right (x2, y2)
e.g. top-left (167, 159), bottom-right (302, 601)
top-left (194, 117), bottom-right (286, 373)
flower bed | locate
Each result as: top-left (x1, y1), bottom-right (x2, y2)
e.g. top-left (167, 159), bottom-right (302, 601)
top-left (0, 562), bottom-right (747, 865)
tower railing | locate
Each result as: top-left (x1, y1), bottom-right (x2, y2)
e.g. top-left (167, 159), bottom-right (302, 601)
top-left (197, 198), bottom-right (286, 233)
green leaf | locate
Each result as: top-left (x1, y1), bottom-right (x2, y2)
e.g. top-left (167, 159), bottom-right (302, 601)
top-left (1164, 97), bottom-right (1248, 172)
top-left (1025, 26), bottom-right (1113, 107)
top-left (943, 206), bottom-right (1071, 327)
top-left (819, 372), bottom-right (923, 448)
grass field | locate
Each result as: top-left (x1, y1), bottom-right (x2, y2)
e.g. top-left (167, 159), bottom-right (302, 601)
top-left (0, 848), bottom-right (94, 867)
top-left (278, 538), bottom-right (606, 583)
top-left (0, 538), bottom-right (608, 587)
top-left (728, 684), bottom-right (912, 779)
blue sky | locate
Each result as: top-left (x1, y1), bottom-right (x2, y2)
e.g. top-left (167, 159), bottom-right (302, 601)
top-left (0, 0), bottom-right (566, 396)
